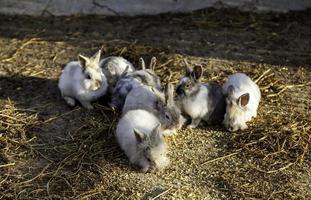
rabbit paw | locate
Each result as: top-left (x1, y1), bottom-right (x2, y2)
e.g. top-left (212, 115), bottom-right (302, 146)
top-left (108, 101), bottom-right (119, 110)
top-left (187, 124), bottom-right (198, 129)
top-left (163, 128), bottom-right (177, 136)
top-left (64, 97), bottom-right (76, 107)
top-left (240, 123), bottom-right (248, 130)
top-left (80, 101), bottom-right (94, 110)
top-left (187, 118), bottom-right (201, 129)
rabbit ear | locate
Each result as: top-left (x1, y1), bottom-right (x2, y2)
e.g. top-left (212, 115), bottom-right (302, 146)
top-left (134, 129), bottom-right (145, 143)
top-left (192, 65), bottom-right (203, 80)
top-left (164, 82), bottom-right (174, 106)
top-left (93, 50), bottom-right (101, 64)
top-left (78, 54), bottom-right (88, 69)
top-left (238, 93), bottom-right (250, 107)
top-left (139, 57), bottom-right (146, 70)
top-left (149, 57), bottom-right (157, 71)
top-left (151, 87), bottom-right (165, 103)
top-left (183, 59), bottom-right (192, 75)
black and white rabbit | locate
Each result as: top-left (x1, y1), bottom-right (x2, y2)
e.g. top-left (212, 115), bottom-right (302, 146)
top-left (176, 61), bottom-right (226, 128)
top-left (58, 50), bottom-right (108, 109)
top-left (110, 57), bottom-right (161, 110)
top-left (99, 56), bottom-right (135, 93)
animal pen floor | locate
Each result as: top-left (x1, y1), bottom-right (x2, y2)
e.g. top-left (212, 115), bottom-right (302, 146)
top-left (0, 8), bottom-right (310, 200)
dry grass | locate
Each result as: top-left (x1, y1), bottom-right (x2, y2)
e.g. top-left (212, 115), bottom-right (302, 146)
top-left (0, 8), bottom-right (311, 199)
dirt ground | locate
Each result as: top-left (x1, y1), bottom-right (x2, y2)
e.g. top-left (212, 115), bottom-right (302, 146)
top-left (0, 8), bottom-right (310, 200)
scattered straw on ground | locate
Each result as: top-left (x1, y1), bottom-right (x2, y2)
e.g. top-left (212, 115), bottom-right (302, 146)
top-left (0, 8), bottom-right (310, 200)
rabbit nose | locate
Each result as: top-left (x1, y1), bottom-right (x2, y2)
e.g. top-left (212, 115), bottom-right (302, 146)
top-left (132, 164), bottom-right (148, 172)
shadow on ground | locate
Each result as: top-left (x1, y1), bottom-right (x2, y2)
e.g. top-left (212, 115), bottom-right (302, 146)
top-left (0, 8), bottom-right (310, 68)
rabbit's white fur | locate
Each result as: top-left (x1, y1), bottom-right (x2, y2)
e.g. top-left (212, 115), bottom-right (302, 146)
top-left (58, 51), bottom-right (108, 109)
top-left (176, 64), bottom-right (226, 128)
top-left (222, 73), bottom-right (261, 131)
top-left (181, 85), bottom-right (209, 127)
top-left (100, 56), bottom-right (134, 78)
top-left (116, 109), bottom-right (169, 172)
top-left (100, 56), bottom-right (135, 93)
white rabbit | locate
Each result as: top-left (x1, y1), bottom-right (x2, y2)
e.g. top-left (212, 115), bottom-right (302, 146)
top-left (58, 50), bottom-right (108, 109)
top-left (176, 61), bottom-right (226, 128)
top-left (123, 83), bottom-right (183, 135)
top-left (110, 57), bottom-right (161, 110)
top-left (99, 56), bottom-right (135, 93)
top-left (222, 73), bottom-right (261, 132)
top-left (116, 110), bottom-right (169, 172)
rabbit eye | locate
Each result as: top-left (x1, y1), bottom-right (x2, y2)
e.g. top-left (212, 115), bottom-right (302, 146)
top-left (185, 83), bottom-right (191, 88)
top-left (86, 74), bottom-right (91, 79)
top-left (165, 113), bottom-right (171, 120)
top-left (146, 157), bottom-right (152, 162)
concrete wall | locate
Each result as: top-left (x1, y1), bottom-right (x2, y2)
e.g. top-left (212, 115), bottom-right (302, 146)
top-left (0, 0), bottom-right (311, 16)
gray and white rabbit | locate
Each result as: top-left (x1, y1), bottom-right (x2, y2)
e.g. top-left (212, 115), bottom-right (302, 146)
top-left (134, 57), bottom-right (161, 89)
top-left (58, 50), bottom-right (108, 109)
top-left (99, 56), bottom-right (135, 93)
top-left (116, 112), bottom-right (169, 172)
top-left (123, 83), bottom-right (183, 134)
top-left (176, 61), bottom-right (226, 128)
top-left (222, 73), bottom-right (261, 132)
top-left (110, 57), bottom-right (161, 110)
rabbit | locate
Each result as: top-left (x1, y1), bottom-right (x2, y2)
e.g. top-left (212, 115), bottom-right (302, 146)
top-left (129, 57), bottom-right (161, 89)
top-left (58, 50), bottom-right (108, 110)
top-left (222, 73), bottom-right (261, 132)
top-left (122, 82), bottom-right (183, 135)
top-left (99, 56), bottom-right (135, 93)
top-left (116, 111), bottom-right (169, 172)
top-left (175, 60), bottom-right (226, 128)
top-left (110, 57), bottom-right (162, 110)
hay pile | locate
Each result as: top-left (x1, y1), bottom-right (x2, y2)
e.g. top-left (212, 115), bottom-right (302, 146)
top-left (0, 100), bottom-right (38, 198)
